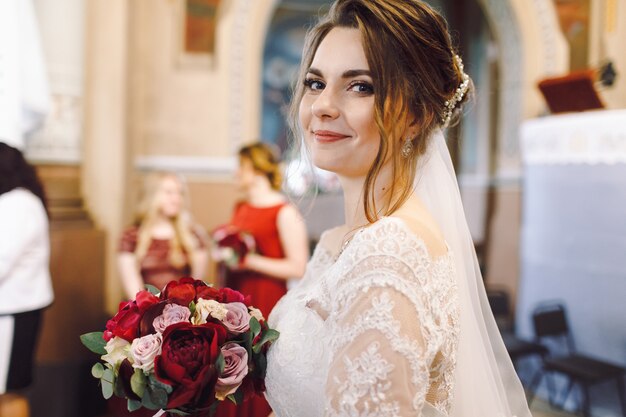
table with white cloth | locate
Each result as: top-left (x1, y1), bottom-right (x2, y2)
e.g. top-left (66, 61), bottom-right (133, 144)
top-left (517, 109), bottom-right (626, 367)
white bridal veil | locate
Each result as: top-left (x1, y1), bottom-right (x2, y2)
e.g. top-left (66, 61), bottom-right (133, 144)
top-left (414, 130), bottom-right (532, 417)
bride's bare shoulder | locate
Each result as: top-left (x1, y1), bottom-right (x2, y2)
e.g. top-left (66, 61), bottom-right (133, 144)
top-left (390, 199), bottom-right (448, 259)
top-left (316, 224), bottom-right (348, 257)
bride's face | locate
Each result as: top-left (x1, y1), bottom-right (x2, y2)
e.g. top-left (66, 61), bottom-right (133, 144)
top-left (299, 27), bottom-right (380, 178)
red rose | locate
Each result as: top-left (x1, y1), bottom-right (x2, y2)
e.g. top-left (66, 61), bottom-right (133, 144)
top-left (103, 290), bottom-right (159, 342)
top-left (154, 322), bottom-right (228, 409)
top-left (161, 277), bottom-right (220, 306)
top-left (219, 288), bottom-right (248, 305)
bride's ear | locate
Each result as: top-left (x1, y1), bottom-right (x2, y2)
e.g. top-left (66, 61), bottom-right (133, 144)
top-left (404, 116), bottom-right (420, 141)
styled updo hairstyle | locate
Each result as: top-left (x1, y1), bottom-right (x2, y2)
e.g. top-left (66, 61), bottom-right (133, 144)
top-left (290, 0), bottom-right (472, 222)
top-left (239, 142), bottom-right (283, 191)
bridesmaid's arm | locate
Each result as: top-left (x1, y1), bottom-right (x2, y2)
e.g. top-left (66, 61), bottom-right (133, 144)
top-left (243, 204), bottom-right (308, 280)
top-left (190, 225), bottom-right (210, 281)
top-left (117, 252), bottom-right (144, 300)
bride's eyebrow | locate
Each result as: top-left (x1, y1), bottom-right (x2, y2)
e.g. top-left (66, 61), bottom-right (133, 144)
top-left (306, 67), bottom-right (372, 79)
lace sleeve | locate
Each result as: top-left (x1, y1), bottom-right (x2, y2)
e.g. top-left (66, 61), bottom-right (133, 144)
top-left (324, 233), bottom-right (459, 416)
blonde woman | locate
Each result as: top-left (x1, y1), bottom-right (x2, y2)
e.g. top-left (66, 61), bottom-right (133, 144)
top-left (118, 172), bottom-right (209, 299)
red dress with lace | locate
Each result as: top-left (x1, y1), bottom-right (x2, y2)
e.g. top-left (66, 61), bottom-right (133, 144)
top-left (112, 225), bottom-right (206, 417)
top-left (118, 226), bottom-right (205, 292)
top-left (216, 201), bottom-right (288, 417)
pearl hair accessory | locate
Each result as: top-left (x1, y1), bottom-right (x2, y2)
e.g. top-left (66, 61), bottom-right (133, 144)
top-left (441, 54), bottom-right (470, 127)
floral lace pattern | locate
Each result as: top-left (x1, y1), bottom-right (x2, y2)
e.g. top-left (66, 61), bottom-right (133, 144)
top-left (266, 217), bottom-right (459, 417)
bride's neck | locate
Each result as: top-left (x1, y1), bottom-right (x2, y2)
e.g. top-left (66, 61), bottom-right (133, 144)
top-left (339, 164), bottom-right (394, 231)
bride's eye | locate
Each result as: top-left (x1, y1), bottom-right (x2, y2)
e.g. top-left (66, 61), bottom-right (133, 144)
top-left (349, 81), bottom-right (374, 95)
top-left (304, 78), bottom-right (325, 91)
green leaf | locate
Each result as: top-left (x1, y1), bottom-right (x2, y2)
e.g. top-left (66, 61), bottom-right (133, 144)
top-left (254, 352), bottom-right (267, 378)
top-left (227, 394), bottom-right (237, 404)
top-left (189, 300), bottom-right (196, 317)
top-left (148, 374), bottom-right (173, 394)
top-left (91, 362), bottom-right (105, 378)
top-left (249, 316), bottom-right (261, 338)
top-left (80, 332), bottom-right (107, 355)
top-left (252, 329), bottom-right (280, 354)
top-left (101, 368), bottom-right (115, 399)
top-left (230, 388), bottom-right (244, 405)
top-left (215, 353), bottom-right (225, 376)
top-left (127, 399), bottom-right (142, 412)
top-left (131, 369), bottom-right (147, 398)
top-left (145, 284), bottom-right (161, 296)
top-left (113, 371), bottom-right (126, 397)
top-left (208, 401), bottom-right (220, 417)
top-left (142, 382), bottom-right (170, 410)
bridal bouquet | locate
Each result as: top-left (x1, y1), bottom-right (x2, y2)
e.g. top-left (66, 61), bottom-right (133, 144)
top-left (80, 277), bottom-right (278, 416)
top-left (210, 225), bottom-right (256, 269)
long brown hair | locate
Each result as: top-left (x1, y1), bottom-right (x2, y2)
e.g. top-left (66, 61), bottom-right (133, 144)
top-left (134, 172), bottom-right (198, 267)
top-left (290, 0), bottom-right (471, 222)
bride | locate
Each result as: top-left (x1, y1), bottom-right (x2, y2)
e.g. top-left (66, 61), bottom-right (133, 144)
top-left (264, 1), bottom-right (532, 417)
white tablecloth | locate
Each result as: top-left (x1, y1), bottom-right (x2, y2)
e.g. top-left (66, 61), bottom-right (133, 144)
top-left (517, 110), bottom-right (626, 365)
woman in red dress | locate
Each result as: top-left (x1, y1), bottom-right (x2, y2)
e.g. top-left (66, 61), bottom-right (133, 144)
top-left (113, 172), bottom-right (209, 417)
top-left (118, 171), bottom-right (209, 299)
top-left (216, 142), bottom-right (309, 417)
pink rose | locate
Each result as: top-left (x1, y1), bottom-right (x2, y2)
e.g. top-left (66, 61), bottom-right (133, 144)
top-left (222, 302), bottom-right (251, 334)
top-left (130, 333), bottom-right (162, 372)
top-left (215, 342), bottom-right (248, 400)
top-left (153, 303), bottom-right (191, 333)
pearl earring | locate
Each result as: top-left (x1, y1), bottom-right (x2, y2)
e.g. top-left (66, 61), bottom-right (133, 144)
top-left (401, 137), bottom-right (413, 158)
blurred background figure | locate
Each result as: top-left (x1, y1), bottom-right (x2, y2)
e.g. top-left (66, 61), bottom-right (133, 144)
top-left (117, 172), bottom-right (209, 299)
top-left (215, 142), bottom-right (308, 417)
top-left (112, 171), bottom-right (209, 416)
top-left (0, 143), bottom-right (54, 417)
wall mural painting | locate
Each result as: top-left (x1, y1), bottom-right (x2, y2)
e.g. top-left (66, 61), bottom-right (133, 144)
top-left (553, 0), bottom-right (590, 71)
top-left (185, 0), bottom-right (221, 55)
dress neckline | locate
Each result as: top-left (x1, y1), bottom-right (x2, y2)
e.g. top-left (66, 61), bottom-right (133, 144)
top-left (315, 216), bottom-right (452, 265)
top-left (240, 200), bottom-right (286, 210)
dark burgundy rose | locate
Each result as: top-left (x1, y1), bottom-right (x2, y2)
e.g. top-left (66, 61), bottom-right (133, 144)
top-left (211, 225), bottom-right (256, 267)
top-left (118, 359), bottom-right (141, 401)
top-left (219, 288), bottom-right (248, 305)
top-left (103, 290), bottom-right (160, 342)
top-left (154, 322), bottom-right (227, 409)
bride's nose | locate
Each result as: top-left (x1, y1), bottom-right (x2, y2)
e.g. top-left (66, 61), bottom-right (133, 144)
top-left (311, 89), bottom-right (340, 119)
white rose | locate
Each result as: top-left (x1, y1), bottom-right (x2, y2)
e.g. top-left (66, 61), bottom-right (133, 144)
top-left (101, 336), bottom-right (130, 367)
top-left (130, 333), bottom-right (162, 372)
top-left (249, 306), bottom-right (264, 322)
top-left (153, 303), bottom-right (191, 333)
top-left (193, 298), bottom-right (228, 324)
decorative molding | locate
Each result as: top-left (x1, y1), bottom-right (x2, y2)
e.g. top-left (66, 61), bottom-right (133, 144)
top-left (25, 94), bottom-right (82, 164)
top-left (478, 0), bottom-right (523, 163)
top-left (531, 0), bottom-right (561, 75)
top-left (228, 0), bottom-right (255, 153)
top-left (521, 110), bottom-right (626, 165)
top-left (135, 155), bottom-right (238, 175)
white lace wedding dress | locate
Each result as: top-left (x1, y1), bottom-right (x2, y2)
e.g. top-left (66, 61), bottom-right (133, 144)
top-left (265, 217), bottom-right (459, 417)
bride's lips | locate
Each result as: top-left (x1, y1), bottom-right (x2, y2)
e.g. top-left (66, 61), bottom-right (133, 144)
top-left (313, 130), bottom-right (350, 143)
